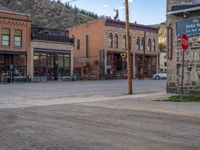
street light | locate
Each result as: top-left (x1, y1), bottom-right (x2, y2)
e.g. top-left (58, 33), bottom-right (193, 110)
top-left (125, 0), bottom-right (133, 94)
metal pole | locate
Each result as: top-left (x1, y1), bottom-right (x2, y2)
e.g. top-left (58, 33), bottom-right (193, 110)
top-left (125, 0), bottom-right (132, 94)
top-left (181, 51), bottom-right (185, 99)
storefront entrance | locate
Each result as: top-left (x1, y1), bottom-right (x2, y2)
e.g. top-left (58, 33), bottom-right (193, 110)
top-left (106, 52), bottom-right (127, 79)
top-left (33, 49), bottom-right (71, 81)
top-left (0, 52), bottom-right (27, 83)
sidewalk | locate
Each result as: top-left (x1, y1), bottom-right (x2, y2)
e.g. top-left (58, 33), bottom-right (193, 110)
top-left (80, 92), bottom-right (200, 119)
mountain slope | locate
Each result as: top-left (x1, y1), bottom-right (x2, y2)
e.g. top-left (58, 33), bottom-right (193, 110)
top-left (0, 0), bottom-right (98, 29)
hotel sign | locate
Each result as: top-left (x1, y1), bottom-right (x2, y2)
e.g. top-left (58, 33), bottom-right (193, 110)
top-left (176, 17), bottom-right (200, 36)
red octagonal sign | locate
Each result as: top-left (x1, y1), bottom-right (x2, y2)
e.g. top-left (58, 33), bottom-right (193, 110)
top-left (181, 34), bottom-right (189, 51)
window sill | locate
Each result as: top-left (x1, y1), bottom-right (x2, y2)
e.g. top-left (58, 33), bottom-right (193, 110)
top-left (14, 47), bottom-right (23, 49)
top-left (2, 45), bottom-right (10, 48)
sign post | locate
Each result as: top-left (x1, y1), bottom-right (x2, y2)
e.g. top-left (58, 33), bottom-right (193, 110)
top-left (180, 34), bottom-right (189, 98)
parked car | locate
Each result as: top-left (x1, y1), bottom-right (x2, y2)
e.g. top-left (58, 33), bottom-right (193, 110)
top-left (153, 72), bottom-right (167, 80)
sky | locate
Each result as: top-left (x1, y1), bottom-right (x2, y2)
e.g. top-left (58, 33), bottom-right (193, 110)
top-left (61, 0), bottom-right (166, 25)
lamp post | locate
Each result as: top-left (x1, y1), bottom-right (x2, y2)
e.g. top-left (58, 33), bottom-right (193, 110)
top-left (125, 0), bottom-right (132, 94)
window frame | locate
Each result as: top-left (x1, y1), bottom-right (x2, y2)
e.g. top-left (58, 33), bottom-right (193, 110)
top-left (114, 33), bottom-right (118, 48)
top-left (2, 28), bottom-right (10, 47)
top-left (77, 39), bottom-right (80, 50)
top-left (108, 33), bottom-right (113, 48)
top-left (136, 36), bottom-right (140, 50)
top-left (122, 34), bottom-right (126, 49)
top-left (148, 38), bottom-right (152, 51)
top-left (14, 30), bottom-right (22, 48)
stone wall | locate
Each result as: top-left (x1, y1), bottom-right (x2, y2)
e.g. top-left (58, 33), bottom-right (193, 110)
top-left (167, 0), bottom-right (200, 93)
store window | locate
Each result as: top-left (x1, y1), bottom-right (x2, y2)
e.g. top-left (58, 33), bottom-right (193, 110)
top-left (13, 54), bottom-right (27, 79)
top-left (2, 28), bottom-right (10, 46)
top-left (14, 30), bottom-right (22, 47)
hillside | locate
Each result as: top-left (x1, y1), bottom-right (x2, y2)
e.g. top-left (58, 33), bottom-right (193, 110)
top-left (0, 0), bottom-right (98, 29)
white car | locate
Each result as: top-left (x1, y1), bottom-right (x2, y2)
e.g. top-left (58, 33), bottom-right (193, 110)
top-left (153, 72), bottom-right (167, 80)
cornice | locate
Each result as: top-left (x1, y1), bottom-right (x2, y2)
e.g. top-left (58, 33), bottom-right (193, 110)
top-left (105, 19), bottom-right (159, 33)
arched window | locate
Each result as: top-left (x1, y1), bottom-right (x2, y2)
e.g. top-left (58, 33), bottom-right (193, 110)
top-left (122, 34), bottom-right (126, 49)
top-left (141, 37), bottom-right (145, 51)
top-left (114, 33), bottom-right (118, 48)
top-left (109, 33), bottom-right (113, 48)
top-left (136, 36), bottom-right (140, 50)
top-left (152, 39), bottom-right (156, 51)
top-left (148, 38), bottom-right (152, 51)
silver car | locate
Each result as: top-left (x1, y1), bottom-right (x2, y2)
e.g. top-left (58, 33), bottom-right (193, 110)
top-left (153, 72), bottom-right (167, 80)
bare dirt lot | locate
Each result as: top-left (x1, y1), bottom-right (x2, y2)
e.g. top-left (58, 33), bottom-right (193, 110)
top-left (0, 103), bottom-right (200, 150)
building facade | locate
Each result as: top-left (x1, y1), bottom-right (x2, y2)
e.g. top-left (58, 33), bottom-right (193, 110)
top-left (31, 26), bottom-right (74, 81)
top-left (167, 0), bottom-right (200, 93)
top-left (69, 19), bottom-right (159, 80)
top-left (0, 10), bottom-right (31, 83)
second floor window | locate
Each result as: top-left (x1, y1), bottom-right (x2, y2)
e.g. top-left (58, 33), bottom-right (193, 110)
top-left (152, 39), bottom-right (156, 51)
top-left (148, 38), bottom-right (152, 51)
top-left (114, 33), bottom-right (118, 48)
top-left (122, 35), bottom-right (126, 49)
top-left (77, 39), bottom-right (80, 50)
top-left (141, 37), bottom-right (145, 51)
top-left (109, 33), bottom-right (113, 48)
top-left (2, 28), bottom-right (10, 46)
top-left (14, 30), bottom-right (22, 47)
top-left (136, 36), bottom-right (140, 50)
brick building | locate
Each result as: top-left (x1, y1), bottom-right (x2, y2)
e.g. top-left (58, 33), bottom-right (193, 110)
top-left (167, 0), bottom-right (200, 93)
top-left (69, 19), bottom-right (159, 79)
top-left (31, 26), bottom-right (74, 81)
top-left (0, 10), bottom-right (31, 83)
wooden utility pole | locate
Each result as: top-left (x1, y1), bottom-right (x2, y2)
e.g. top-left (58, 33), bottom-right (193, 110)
top-left (125, 0), bottom-right (132, 94)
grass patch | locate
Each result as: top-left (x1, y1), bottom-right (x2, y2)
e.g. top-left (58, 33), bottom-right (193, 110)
top-left (168, 93), bottom-right (200, 102)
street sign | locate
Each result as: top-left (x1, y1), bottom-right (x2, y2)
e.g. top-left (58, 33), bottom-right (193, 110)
top-left (181, 34), bottom-right (189, 50)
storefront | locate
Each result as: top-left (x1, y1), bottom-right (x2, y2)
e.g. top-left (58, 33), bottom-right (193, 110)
top-left (33, 49), bottom-right (71, 81)
top-left (0, 51), bottom-right (27, 83)
top-left (135, 55), bottom-right (157, 78)
top-left (105, 51), bottom-right (128, 79)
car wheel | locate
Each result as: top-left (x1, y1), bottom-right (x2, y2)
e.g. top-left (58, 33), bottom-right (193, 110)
top-left (155, 76), bottom-right (160, 80)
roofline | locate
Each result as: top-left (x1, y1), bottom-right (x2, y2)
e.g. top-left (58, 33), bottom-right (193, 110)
top-left (68, 18), bottom-right (159, 33)
top-left (167, 6), bottom-right (200, 15)
top-left (105, 19), bottom-right (159, 33)
top-left (0, 9), bottom-right (30, 17)
top-left (67, 19), bottom-right (101, 30)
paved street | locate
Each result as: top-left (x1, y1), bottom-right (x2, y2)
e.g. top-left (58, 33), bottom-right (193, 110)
top-left (0, 80), bottom-right (166, 108)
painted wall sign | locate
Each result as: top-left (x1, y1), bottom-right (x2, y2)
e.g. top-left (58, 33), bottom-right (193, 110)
top-left (176, 17), bottom-right (200, 36)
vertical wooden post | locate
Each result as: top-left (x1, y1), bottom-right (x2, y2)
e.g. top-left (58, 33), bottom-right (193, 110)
top-left (125, 0), bottom-right (132, 94)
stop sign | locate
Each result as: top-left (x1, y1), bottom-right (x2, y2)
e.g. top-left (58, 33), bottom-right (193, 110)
top-left (181, 34), bottom-right (189, 51)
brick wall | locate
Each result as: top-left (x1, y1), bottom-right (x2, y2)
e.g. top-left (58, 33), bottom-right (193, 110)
top-left (0, 10), bottom-right (31, 78)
